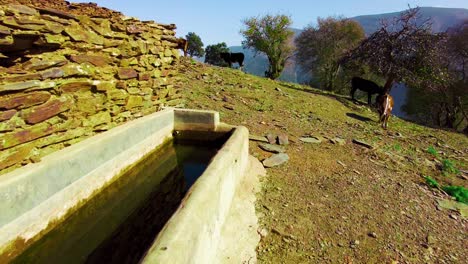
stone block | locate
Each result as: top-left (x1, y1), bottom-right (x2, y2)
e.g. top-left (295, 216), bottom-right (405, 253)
top-left (0, 122), bottom-right (55, 150)
top-left (23, 58), bottom-right (68, 71)
top-left (6, 4), bottom-right (39, 16)
top-left (94, 81), bottom-right (115, 92)
top-left (70, 54), bottom-right (111, 67)
top-left (127, 88), bottom-right (141, 95)
top-left (64, 22), bottom-right (104, 45)
top-left (75, 93), bottom-right (106, 114)
top-left (0, 24), bottom-right (12, 35)
top-left (40, 68), bottom-right (65, 79)
top-left (0, 144), bottom-right (33, 170)
top-left (0, 35), bottom-right (13, 45)
top-left (36, 7), bottom-right (78, 21)
top-left (22, 96), bottom-right (71, 124)
top-left (107, 89), bottom-right (128, 100)
top-left (117, 68), bottom-right (138, 80)
top-left (83, 111), bottom-right (111, 127)
top-left (3, 73), bottom-right (42, 83)
top-left (2, 17), bottom-right (44, 31)
top-left (0, 80), bottom-right (41, 92)
top-left (59, 81), bottom-right (93, 93)
top-left (0, 109), bottom-right (16, 121)
top-left (62, 64), bottom-right (94, 77)
top-left (138, 72), bottom-right (151, 81)
top-left (126, 95), bottom-right (143, 109)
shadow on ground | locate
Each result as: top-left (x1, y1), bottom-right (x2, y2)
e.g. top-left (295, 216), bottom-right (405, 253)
top-left (346, 113), bottom-right (374, 122)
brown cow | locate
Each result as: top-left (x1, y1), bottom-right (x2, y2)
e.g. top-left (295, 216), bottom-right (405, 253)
top-left (176, 38), bottom-right (188, 57)
top-left (376, 93), bottom-right (394, 129)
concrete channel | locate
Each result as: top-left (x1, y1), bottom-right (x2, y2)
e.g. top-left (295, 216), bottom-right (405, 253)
top-left (0, 108), bottom-right (263, 263)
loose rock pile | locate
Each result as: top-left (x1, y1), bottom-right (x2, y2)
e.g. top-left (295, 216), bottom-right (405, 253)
top-left (0, 1), bottom-right (183, 173)
top-left (251, 133), bottom-right (290, 168)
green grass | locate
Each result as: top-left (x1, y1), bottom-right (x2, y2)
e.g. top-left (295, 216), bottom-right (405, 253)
top-left (393, 143), bottom-right (402, 152)
top-left (441, 159), bottom-right (460, 176)
top-left (424, 176), bottom-right (440, 188)
top-left (427, 146), bottom-right (438, 156)
top-left (442, 186), bottom-right (468, 204)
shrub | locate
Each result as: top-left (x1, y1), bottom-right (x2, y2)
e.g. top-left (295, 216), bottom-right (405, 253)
top-left (441, 159), bottom-right (460, 176)
top-left (427, 146), bottom-right (438, 156)
top-left (424, 176), bottom-right (439, 188)
top-left (442, 186), bottom-right (468, 204)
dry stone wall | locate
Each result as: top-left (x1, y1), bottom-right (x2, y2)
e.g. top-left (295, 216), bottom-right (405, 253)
top-left (0, 3), bottom-right (184, 174)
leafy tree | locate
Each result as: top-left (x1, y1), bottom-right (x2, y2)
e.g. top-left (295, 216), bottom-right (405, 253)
top-left (295, 17), bottom-right (365, 91)
top-left (240, 14), bottom-right (294, 79)
top-left (342, 7), bottom-right (447, 92)
top-left (204, 42), bottom-right (230, 66)
top-left (403, 19), bottom-right (468, 131)
top-left (186, 32), bottom-right (205, 58)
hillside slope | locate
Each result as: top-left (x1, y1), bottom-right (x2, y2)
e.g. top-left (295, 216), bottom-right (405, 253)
top-left (175, 58), bottom-right (467, 263)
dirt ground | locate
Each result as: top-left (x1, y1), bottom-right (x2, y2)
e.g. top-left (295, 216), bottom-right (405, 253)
top-left (175, 58), bottom-right (467, 264)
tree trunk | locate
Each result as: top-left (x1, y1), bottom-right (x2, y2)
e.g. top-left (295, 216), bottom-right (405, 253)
top-left (383, 75), bottom-right (395, 93)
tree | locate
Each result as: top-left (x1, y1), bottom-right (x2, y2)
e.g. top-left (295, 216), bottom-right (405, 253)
top-left (204, 42), bottom-right (230, 66)
top-left (342, 7), bottom-right (447, 92)
top-left (420, 19), bottom-right (468, 130)
top-left (295, 17), bottom-right (365, 91)
top-left (186, 32), bottom-right (205, 58)
top-left (240, 14), bottom-right (294, 79)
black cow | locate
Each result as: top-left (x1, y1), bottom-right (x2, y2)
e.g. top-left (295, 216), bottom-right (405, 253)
top-left (350, 77), bottom-right (384, 105)
top-left (220, 52), bottom-right (244, 70)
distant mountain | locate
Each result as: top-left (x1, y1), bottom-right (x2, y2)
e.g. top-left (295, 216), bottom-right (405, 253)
top-left (351, 7), bottom-right (468, 35)
top-left (231, 7), bottom-right (468, 82)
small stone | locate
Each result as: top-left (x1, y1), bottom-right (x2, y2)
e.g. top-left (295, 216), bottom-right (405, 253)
top-left (266, 133), bottom-right (276, 144)
top-left (259, 143), bottom-right (285, 153)
top-left (249, 134), bottom-right (268, 143)
top-left (259, 228), bottom-right (269, 238)
top-left (337, 160), bottom-right (347, 167)
top-left (350, 240), bottom-right (360, 248)
top-left (223, 104), bottom-right (234, 110)
top-left (449, 214), bottom-right (458, 220)
top-left (300, 137), bottom-right (322, 144)
top-left (30, 155), bottom-right (41, 163)
top-left (277, 134), bottom-right (289, 145)
top-left (352, 139), bottom-right (374, 149)
top-left (331, 137), bottom-right (346, 145)
top-left (368, 232), bottom-right (377, 238)
top-left (263, 153), bottom-right (289, 168)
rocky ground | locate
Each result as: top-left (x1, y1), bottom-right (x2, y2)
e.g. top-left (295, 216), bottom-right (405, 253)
top-left (174, 58), bottom-right (467, 264)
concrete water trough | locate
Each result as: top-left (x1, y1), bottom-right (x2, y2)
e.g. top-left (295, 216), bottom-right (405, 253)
top-left (0, 108), bottom-right (258, 263)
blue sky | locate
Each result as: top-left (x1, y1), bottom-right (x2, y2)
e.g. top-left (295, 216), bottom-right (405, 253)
top-left (73, 1), bottom-right (467, 47)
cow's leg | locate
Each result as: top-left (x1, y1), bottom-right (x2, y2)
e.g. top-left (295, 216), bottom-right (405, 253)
top-left (385, 114), bottom-right (390, 129)
top-left (368, 92), bottom-right (372, 105)
top-left (350, 87), bottom-right (357, 100)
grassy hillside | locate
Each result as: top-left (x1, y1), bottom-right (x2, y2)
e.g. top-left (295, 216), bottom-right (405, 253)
top-left (175, 58), bottom-right (467, 263)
